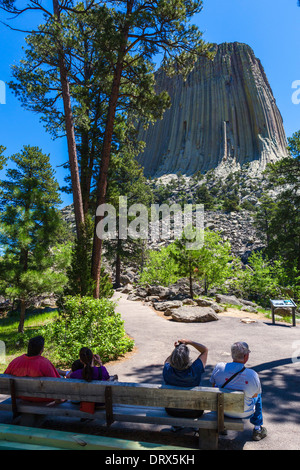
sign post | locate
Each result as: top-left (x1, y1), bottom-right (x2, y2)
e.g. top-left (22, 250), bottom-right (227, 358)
top-left (270, 299), bottom-right (297, 327)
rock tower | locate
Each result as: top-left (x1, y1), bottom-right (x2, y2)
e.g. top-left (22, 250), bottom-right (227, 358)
top-left (136, 43), bottom-right (288, 177)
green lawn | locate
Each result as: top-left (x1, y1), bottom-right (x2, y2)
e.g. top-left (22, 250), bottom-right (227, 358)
top-left (0, 309), bottom-right (59, 373)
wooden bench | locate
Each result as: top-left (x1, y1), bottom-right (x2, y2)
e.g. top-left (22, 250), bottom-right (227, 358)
top-left (0, 374), bottom-right (245, 450)
top-left (0, 423), bottom-right (189, 450)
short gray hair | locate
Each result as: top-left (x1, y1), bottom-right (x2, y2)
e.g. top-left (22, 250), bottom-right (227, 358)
top-left (169, 344), bottom-right (191, 371)
top-left (231, 342), bottom-right (251, 361)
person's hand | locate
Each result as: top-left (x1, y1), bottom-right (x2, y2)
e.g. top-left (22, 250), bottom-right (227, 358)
top-left (93, 354), bottom-right (102, 366)
top-left (174, 339), bottom-right (189, 347)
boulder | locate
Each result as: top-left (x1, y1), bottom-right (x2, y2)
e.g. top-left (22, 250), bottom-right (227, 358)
top-left (194, 298), bottom-right (213, 307)
top-left (144, 296), bottom-right (160, 303)
top-left (40, 297), bottom-right (57, 308)
top-left (168, 278), bottom-right (203, 298)
top-left (153, 300), bottom-right (183, 312)
top-left (240, 299), bottom-right (258, 308)
top-left (215, 294), bottom-right (244, 306)
top-left (210, 302), bottom-right (225, 313)
top-left (120, 274), bottom-right (132, 285)
top-left (274, 307), bottom-right (293, 317)
top-left (194, 298), bottom-right (224, 313)
top-left (241, 306), bottom-right (258, 313)
top-left (121, 283), bottom-right (134, 294)
top-left (135, 286), bottom-right (149, 298)
top-left (127, 294), bottom-right (142, 301)
top-left (170, 306), bottom-right (219, 323)
top-left (147, 286), bottom-right (171, 299)
top-left (182, 298), bottom-right (197, 306)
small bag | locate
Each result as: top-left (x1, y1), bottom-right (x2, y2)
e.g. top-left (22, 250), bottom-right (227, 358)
top-left (80, 401), bottom-right (95, 414)
top-left (221, 366), bottom-right (245, 388)
top-left (79, 367), bottom-right (104, 414)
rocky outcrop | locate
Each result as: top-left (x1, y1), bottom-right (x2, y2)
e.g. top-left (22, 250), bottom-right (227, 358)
top-left (60, 201), bottom-right (265, 265)
top-left (170, 306), bottom-right (219, 323)
top-left (145, 208), bottom-right (265, 262)
top-left (136, 42), bottom-right (288, 178)
top-left (204, 210), bottom-right (264, 260)
top-left (119, 283), bottom-right (264, 322)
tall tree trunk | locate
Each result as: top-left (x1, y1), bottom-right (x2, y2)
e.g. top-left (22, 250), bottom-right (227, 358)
top-left (91, 63), bottom-right (123, 297)
top-left (80, 129), bottom-right (92, 217)
top-left (79, 47), bottom-right (96, 218)
top-left (18, 299), bottom-right (26, 334)
top-left (115, 239), bottom-right (121, 289)
top-left (296, 236), bottom-right (300, 282)
top-left (18, 246), bottom-right (28, 333)
top-left (91, 0), bottom-right (134, 298)
top-left (53, 0), bottom-right (85, 238)
top-left (204, 275), bottom-right (208, 296)
top-left (189, 260), bottom-right (194, 299)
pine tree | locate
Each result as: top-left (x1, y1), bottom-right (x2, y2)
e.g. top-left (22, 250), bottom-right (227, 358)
top-left (253, 131), bottom-right (300, 282)
top-left (0, 146), bottom-right (71, 333)
top-left (91, 0), bottom-right (213, 297)
top-left (1, 0), bottom-right (213, 298)
top-left (171, 229), bottom-right (232, 297)
top-left (104, 149), bottom-right (153, 287)
top-left (256, 131), bottom-right (300, 277)
top-left (0, 0), bottom-right (86, 239)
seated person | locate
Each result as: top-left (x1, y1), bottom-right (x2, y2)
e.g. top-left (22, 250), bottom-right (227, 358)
top-left (210, 341), bottom-right (267, 441)
top-left (67, 347), bottom-right (111, 413)
top-left (4, 335), bottom-right (62, 402)
top-left (65, 359), bottom-right (84, 378)
top-left (67, 347), bottom-right (110, 382)
top-left (163, 338), bottom-right (208, 419)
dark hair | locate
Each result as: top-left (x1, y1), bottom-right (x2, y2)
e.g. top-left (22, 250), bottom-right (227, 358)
top-left (71, 359), bottom-right (84, 372)
top-left (27, 336), bottom-right (45, 357)
top-left (169, 343), bottom-right (191, 371)
top-left (79, 347), bottom-right (94, 382)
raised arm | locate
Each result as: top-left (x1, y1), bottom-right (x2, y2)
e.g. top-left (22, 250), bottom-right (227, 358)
top-left (176, 339), bottom-right (208, 367)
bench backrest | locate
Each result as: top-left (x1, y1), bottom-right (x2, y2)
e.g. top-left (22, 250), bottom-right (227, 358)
top-left (0, 374), bottom-right (244, 413)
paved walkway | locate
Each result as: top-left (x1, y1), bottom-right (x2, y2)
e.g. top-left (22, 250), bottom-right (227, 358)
top-left (106, 293), bottom-right (300, 450)
top-left (0, 292), bottom-right (299, 450)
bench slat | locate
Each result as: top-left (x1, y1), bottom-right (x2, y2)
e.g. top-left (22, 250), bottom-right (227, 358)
top-left (0, 375), bottom-right (244, 413)
top-left (0, 398), bottom-right (244, 431)
top-left (0, 373), bottom-right (245, 450)
top-left (0, 423), bottom-right (190, 450)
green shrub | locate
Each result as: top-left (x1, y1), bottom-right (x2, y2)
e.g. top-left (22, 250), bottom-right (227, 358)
top-left (234, 252), bottom-right (300, 307)
top-left (139, 244), bottom-right (179, 287)
top-left (41, 296), bottom-right (134, 367)
top-left (222, 195), bottom-right (240, 212)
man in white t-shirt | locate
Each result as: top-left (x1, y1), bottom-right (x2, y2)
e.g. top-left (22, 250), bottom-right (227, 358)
top-left (210, 341), bottom-right (267, 441)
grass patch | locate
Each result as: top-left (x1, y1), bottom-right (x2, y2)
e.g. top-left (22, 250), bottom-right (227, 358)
top-left (0, 308), bottom-right (59, 373)
top-left (0, 297), bottom-right (135, 373)
top-left (256, 307), bottom-right (299, 325)
top-left (223, 303), bottom-right (243, 311)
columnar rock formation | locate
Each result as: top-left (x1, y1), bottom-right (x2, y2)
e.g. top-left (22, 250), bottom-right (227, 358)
top-left (136, 42), bottom-right (288, 177)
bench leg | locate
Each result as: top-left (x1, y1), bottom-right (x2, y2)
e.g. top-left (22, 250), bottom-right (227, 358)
top-left (198, 429), bottom-right (219, 450)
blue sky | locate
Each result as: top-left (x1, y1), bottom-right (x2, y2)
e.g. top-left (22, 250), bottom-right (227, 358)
top-left (0, 0), bottom-right (299, 208)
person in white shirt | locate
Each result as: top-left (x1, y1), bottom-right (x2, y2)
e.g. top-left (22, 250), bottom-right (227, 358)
top-left (210, 341), bottom-right (267, 441)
